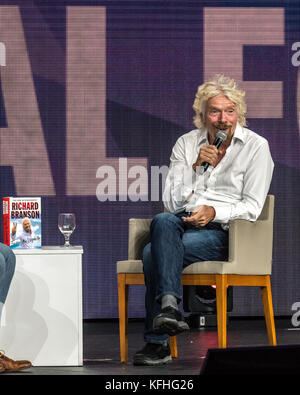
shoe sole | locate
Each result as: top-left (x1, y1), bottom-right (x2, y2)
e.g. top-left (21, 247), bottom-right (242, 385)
top-left (133, 355), bottom-right (172, 366)
top-left (4, 366), bottom-right (32, 372)
top-left (153, 317), bottom-right (189, 336)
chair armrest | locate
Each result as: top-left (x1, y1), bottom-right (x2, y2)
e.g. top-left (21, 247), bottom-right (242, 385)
top-left (128, 218), bottom-right (152, 260)
top-left (228, 218), bottom-right (274, 274)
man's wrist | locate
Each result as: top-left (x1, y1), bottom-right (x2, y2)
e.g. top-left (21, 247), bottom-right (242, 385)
top-left (192, 161), bottom-right (202, 173)
top-left (210, 206), bottom-right (216, 221)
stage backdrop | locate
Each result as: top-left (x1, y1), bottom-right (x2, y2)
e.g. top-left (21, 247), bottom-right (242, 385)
top-left (0, 0), bottom-right (299, 319)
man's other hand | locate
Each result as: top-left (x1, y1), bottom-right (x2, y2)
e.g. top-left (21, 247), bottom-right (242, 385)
top-left (182, 205), bottom-right (216, 227)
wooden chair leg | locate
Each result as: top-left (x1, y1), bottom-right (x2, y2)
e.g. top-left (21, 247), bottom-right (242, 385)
top-left (261, 275), bottom-right (277, 346)
top-left (118, 274), bottom-right (129, 362)
top-left (169, 336), bottom-right (178, 359)
top-left (216, 274), bottom-right (227, 348)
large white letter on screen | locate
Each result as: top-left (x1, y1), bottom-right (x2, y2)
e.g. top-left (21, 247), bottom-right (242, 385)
top-left (204, 8), bottom-right (284, 118)
top-left (0, 6), bottom-right (55, 195)
top-left (66, 7), bottom-right (148, 196)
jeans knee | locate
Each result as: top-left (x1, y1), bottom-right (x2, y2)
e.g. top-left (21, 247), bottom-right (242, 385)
top-left (0, 256), bottom-right (4, 278)
top-left (0, 249), bottom-right (15, 281)
top-left (7, 248), bottom-right (16, 268)
top-left (151, 212), bottom-right (178, 231)
top-left (152, 212), bottom-right (173, 223)
top-left (9, 253), bottom-right (16, 275)
top-left (3, 245), bottom-right (16, 275)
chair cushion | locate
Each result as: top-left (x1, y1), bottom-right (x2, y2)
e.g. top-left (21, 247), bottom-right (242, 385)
top-left (116, 259), bottom-right (227, 274)
top-left (117, 260), bottom-right (144, 273)
top-left (116, 259), bottom-right (271, 275)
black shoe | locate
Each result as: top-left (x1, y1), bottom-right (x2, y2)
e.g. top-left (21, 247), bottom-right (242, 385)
top-left (133, 343), bottom-right (172, 366)
top-left (153, 306), bottom-right (190, 336)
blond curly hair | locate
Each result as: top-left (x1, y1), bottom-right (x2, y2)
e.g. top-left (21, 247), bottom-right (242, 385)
top-left (193, 74), bottom-right (247, 129)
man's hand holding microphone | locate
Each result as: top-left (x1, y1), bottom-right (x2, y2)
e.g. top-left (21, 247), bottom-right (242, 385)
top-left (184, 130), bottom-right (227, 227)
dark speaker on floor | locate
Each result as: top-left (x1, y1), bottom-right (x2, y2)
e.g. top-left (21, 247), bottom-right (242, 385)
top-left (183, 285), bottom-right (233, 328)
top-left (200, 344), bottom-right (300, 375)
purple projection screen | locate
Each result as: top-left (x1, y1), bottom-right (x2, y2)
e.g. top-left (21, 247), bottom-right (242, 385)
top-left (0, 1), bottom-right (299, 319)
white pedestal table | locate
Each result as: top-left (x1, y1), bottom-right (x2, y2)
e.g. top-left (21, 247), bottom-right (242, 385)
top-left (0, 246), bottom-right (83, 366)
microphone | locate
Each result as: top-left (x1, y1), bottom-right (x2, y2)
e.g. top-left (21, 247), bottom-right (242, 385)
top-left (199, 130), bottom-right (227, 175)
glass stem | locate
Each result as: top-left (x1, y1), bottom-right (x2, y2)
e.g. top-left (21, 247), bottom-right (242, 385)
top-left (64, 234), bottom-right (70, 247)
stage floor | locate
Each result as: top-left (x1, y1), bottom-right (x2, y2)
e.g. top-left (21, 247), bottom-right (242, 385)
top-left (2, 317), bottom-right (299, 375)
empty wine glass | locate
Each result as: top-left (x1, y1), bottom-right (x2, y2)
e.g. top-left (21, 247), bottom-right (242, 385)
top-left (58, 213), bottom-right (76, 247)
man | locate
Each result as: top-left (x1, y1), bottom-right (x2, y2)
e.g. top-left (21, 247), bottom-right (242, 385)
top-left (133, 74), bottom-right (274, 366)
top-left (0, 242), bottom-right (32, 372)
top-left (11, 217), bottom-right (40, 249)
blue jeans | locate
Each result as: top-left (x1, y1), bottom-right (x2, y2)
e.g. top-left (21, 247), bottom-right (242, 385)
top-left (142, 212), bottom-right (228, 344)
top-left (0, 243), bottom-right (16, 304)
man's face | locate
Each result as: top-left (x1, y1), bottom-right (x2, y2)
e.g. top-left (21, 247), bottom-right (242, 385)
top-left (23, 219), bottom-right (31, 233)
top-left (204, 94), bottom-right (238, 142)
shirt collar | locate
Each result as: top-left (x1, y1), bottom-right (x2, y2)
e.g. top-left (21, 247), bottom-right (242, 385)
top-left (197, 122), bottom-right (246, 146)
top-left (232, 122), bottom-right (246, 144)
top-left (197, 128), bottom-right (209, 146)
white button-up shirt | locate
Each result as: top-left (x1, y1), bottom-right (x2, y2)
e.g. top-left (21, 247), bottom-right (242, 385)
top-left (163, 123), bottom-right (274, 227)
